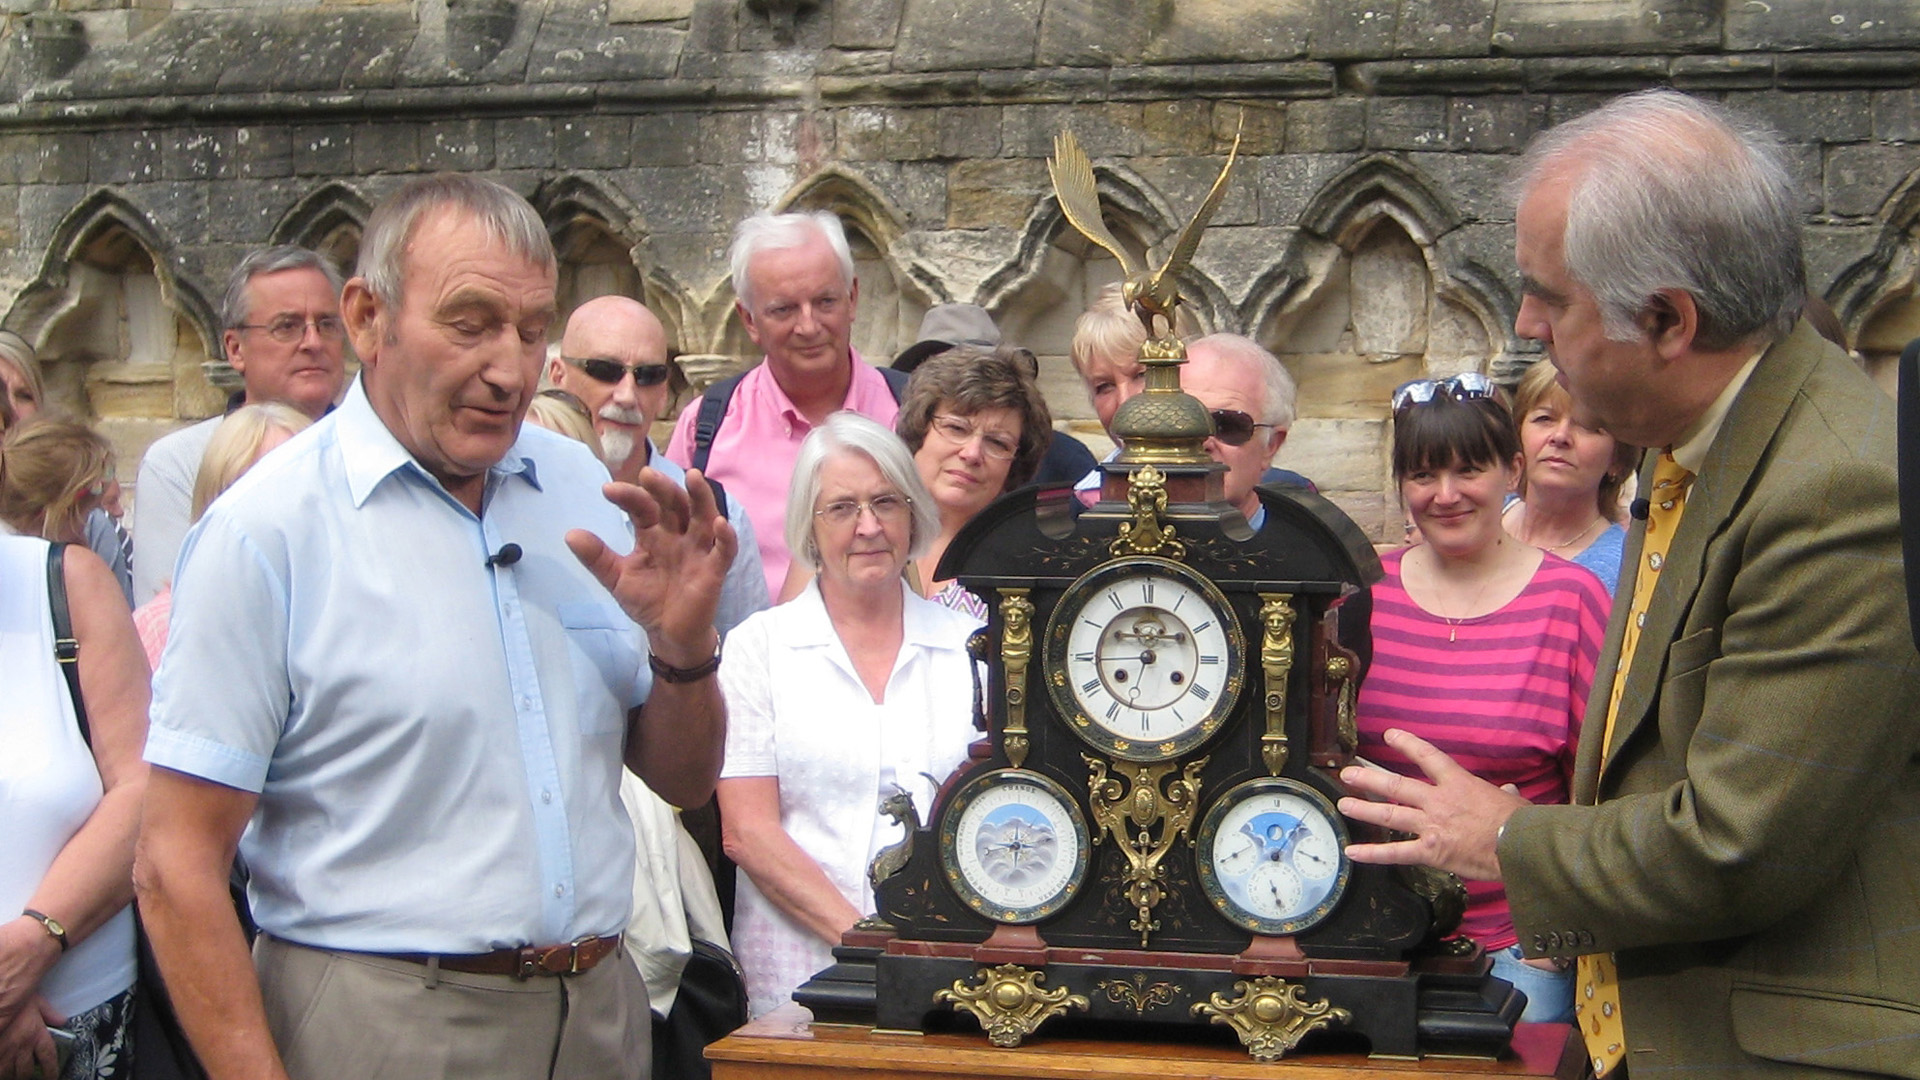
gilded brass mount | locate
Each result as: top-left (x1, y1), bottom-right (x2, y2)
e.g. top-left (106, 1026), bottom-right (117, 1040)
top-left (1191, 977), bottom-right (1352, 1062)
top-left (935, 964), bottom-right (1089, 1048)
top-left (1257, 593), bottom-right (1296, 775)
top-left (1109, 465), bottom-right (1185, 559)
top-left (997, 589), bottom-right (1035, 769)
top-left (1084, 755), bottom-right (1206, 947)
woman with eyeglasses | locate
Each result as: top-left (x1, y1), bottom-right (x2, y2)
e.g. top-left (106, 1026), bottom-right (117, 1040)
top-left (1502, 362), bottom-right (1638, 593)
top-left (1356, 375), bottom-right (1610, 1024)
top-left (0, 417), bottom-right (150, 1079)
top-left (891, 345), bottom-right (1052, 620)
top-left (715, 413), bottom-right (981, 1018)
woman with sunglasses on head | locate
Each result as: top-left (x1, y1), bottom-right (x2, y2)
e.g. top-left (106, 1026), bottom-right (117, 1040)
top-left (1502, 362), bottom-right (1638, 593)
top-left (1356, 374), bottom-right (1610, 1024)
top-left (716, 413), bottom-right (980, 1019)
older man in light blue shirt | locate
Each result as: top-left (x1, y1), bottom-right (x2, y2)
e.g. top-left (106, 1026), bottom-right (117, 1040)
top-left (135, 174), bottom-right (734, 1080)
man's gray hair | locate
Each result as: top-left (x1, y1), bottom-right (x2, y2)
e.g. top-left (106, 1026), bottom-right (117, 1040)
top-left (1514, 89), bottom-right (1805, 351)
top-left (1190, 333), bottom-right (1297, 429)
top-left (357, 174), bottom-right (555, 311)
top-left (784, 411), bottom-right (938, 574)
top-left (219, 245), bottom-right (345, 331)
top-left (729, 210), bottom-right (855, 313)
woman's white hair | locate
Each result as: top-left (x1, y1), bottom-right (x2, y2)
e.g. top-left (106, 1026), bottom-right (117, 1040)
top-left (729, 210), bottom-right (855, 313)
top-left (1513, 89), bottom-right (1804, 351)
top-left (784, 411), bottom-right (939, 573)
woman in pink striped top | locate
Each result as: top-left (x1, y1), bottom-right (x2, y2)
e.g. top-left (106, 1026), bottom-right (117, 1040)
top-left (1358, 375), bottom-right (1611, 1024)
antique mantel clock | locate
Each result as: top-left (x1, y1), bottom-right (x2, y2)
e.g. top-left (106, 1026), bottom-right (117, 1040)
top-left (794, 133), bottom-right (1520, 1062)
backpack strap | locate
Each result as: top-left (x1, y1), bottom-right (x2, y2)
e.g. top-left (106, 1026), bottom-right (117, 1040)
top-left (689, 372), bottom-right (749, 476)
top-left (46, 541), bottom-right (90, 747)
top-left (879, 365), bottom-right (910, 403)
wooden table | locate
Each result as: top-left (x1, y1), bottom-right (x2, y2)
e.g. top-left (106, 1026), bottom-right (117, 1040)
top-left (707, 1005), bottom-right (1587, 1080)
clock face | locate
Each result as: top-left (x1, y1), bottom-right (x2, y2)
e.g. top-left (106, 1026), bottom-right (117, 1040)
top-left (939, 769), bottom-right (1090, 924)
top-left (1044, 557), bottom-right (1245, 762)
top-left (1196, 778), bottom-right (1351, 936)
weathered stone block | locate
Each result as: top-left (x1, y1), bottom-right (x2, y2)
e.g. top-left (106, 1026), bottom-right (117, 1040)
top-left (1781, 142), bottom-right (1824, 214)
top-left (234, 124), bottom-right (293, 179)
top-left (1141, 100), bottom-right (1216, 156)
top-left (1726, 0), bottom-right (1920, 53)
top-left (162, 127), bottom-right (236, 182)
top-left (528, 18), bottom-right (684, 83)
top-left (982, 66), bottom-right (1105, 100)
top-left (555, 116), bottom-right (632, 170)
top-left (0, 137), bottom-right (30, 186)
top-left (30, 133), bottom-right (93, 185)
top-left (1669, 54), bottom-right (1774, 91)
top-left (1406, 151), bottom-right (1514, 223)
top-left (884, 107), bottom-right (942, 161)
top-left (1215, 99), bottom-right (1285, 154)
top-left (630, 112), bottom-right (698, 167)
top-left (1492, 0), bottom-right (1718, 56)
top-left (700, 111), bottom-right (761, 163)
top-left (1393, 0), bottom-right (1495, 58)
top-left (1185, 224), bottom-right (1292, 310)
top-left (1348, 58), bottom-right (1523, 95)
top-left (1825, 144), bottom-right (1912, 216)
top-left (1523, 55), bottom-right (1668, 93)
top-left (946, 158), bottom-right (1048, 229)
top-left (1273, 417), bottom-right (1389, 492)
top-left (610, 0), bottom-right (692, 23)
top-left (140, 181), bottom-right (211, 247)
top-left (1036, 0), bottom-right (1146, 67)
top-left (1312, 0), bottom-right (1396, 61)
top-left (1724, 90), bottom-right (1872, 144)
top-left (1350, 226), bottom-right (1429, 355)
top-left (1143, 0), bottom-right (1312, 63)
top-left (832, 0), bottom-right (899, 50)
top-left (616, 165), bottom-right (740, 234)
top-left (1255, 153), bottom-right (1361, 227)
top-left (421, 119), bottom-right (494, 171)
top-left (1135, 157), bottom-right (1258, 230)
top-left (835, 106), bottom-right (890, 160)
top-left (1366, 96), bottom-right (1449, 151)
top-left (1776, 51), bottom-right (1920, 91)
top-left (1002, 102), bottom-right (1143, 159)
top-left (494, 116), bottom-right (555, 170)
top-left (1873, 89), bottom-right (1920, 141)
top-left (894, 0), bottom-right (1042, 72)
top-left (352, 122), bottom-right (419, 174)
top-left (818, 48), bottom-right (890, 76)
top-left (938, 106), bottom-right (1001, 160)
top-left (287, 124), bottom-right (349, 177)
top-left (685, 0), bottom-right (736, 54)
top-left (1545, 93), bottom-right (1613, 128)
top-left (894, 161), bottom-right (948, 226)
top-left (91, 129), bottom-right (163, 185)
top-left (1448, 95), bottom-right (1546, 152)
top-left (207, 179), bottom-right (304, 243)
top-left (1802, 223), bottom-right (1878, 293)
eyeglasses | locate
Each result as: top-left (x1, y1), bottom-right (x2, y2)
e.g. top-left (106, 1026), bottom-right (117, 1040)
top-left (563, 355), bottom-right (673, 387)
top-left (1208, 409), bottom-right (1277, 448)
top-left (1391, 372), bottom-right (1497, 412)
top-left (928, 413), bottom-right (1019, 460)
top-left (236, 314), bottom-right (347, 344)
top-left (814, 493), bottom-right (913, 527)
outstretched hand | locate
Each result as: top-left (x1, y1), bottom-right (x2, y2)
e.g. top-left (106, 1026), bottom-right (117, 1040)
top-left (567, 467), bottom-right (737, 667)
top-left (1338, 728), bottom-right (1528, 882)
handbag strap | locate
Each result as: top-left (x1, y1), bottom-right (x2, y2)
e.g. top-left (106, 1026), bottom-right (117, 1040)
top-left (46, 540), bottom-right (90, 747)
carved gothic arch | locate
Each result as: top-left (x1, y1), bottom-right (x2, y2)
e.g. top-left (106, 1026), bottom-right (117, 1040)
top-left (271, 180), bottom-right (372, 275)
top-left (1828, 165), bottom-right (1920, 383)
top-left (531, 172), bottom-right (692, 348)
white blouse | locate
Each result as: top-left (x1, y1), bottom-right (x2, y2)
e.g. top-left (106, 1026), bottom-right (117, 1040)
top-left (0, 535), bottom-right (136, 1017)
top-left (719, 579), bottom-right (981, 1018)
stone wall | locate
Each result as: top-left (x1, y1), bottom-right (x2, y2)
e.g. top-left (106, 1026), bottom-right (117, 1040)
top-left (3, 0), bottom-right (1919, 539)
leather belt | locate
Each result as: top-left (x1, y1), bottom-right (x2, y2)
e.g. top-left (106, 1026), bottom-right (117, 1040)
top-left (367, 934), bottom-right (624, 979)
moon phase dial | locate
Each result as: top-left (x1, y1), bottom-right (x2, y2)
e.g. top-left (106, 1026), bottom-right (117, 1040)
top-left (1197, 777), bottom-right (1351, 936)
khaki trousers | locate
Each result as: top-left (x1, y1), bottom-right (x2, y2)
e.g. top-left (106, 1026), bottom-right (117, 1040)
top-left (255, 935), bottom-right (651, 1080)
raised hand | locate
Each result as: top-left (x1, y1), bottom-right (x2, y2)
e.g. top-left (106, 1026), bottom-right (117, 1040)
top-left (1337, 728), bottom-right (1528, 882)
top-left (566, 467), bottom-right (738, 667)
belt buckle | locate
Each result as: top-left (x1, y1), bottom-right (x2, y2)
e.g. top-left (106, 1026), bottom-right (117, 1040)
top-left (517, 936), bottom-right (597, 978)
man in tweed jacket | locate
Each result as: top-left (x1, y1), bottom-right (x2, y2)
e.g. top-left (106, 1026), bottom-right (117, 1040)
top-left (1340, 90), bottom-right (1920, 1077)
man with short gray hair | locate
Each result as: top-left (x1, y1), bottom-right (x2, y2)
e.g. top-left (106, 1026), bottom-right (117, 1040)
top-left (136, 174), bottom-right (733, 1080)
top-left (1340, 89), bottom-right (1920, 1078)
top-left (665, 210), bottom-right (899, 595)
top-left (131, 245), bottom-right (348, 602)
top-left (1179, 332), bottom-right (1304, 527)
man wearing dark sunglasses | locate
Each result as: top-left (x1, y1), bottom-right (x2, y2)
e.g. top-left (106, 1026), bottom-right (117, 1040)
top-left (550, 296), bottom-right (768, 637)
top-left (1181, 334), bottom-right (1307, 528)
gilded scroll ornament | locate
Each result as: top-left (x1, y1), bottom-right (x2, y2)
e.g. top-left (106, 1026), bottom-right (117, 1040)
top-left (1326, 653), bottom-right (1358, 759)
top-left (1191, 977), bottom-right (1352, 1062)
top-left (935, 964), bottom-right (1088, 1048)
top-left (998, 589), bottom-right (1035, 768)
top-left (1257, 593), bottom-right (1296, 775)
top-left (1096, 973), bottom-right (1185, 1015)
top-left (1084, 754), bottom-right (1206, 946)
top-left (1110, 465), bottom-right (1185, 559)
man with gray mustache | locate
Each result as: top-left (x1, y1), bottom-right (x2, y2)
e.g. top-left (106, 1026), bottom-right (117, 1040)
top-left (549, 296), bottom-right (768, 637)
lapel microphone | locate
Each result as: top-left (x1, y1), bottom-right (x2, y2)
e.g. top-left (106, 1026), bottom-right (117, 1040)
top-left (486, 543), bottom-right (523, 568)
top-left (1630, 499), bottom-right (1650, 521)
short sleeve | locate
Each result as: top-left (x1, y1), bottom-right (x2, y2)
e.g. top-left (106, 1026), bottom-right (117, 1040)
top-left (718, 612), bottom-right (777, 779)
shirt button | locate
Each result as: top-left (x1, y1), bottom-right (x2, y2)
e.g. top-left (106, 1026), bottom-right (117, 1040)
top-left (554, 884), bottom-right (565, 898)
top-left (521, 695), bottom-right (534, 709)
top-left (541, 790), bottom-right (553, 804)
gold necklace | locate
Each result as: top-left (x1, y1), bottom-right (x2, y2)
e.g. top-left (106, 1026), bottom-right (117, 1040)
top-left (1427, 548), bottom-right (1500, 643)
top-left (1541, 516), bottom-right (1604, 554)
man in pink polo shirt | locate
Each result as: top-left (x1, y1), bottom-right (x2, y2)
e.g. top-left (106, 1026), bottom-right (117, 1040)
top-left (666, 211), bottom-right (899, 596)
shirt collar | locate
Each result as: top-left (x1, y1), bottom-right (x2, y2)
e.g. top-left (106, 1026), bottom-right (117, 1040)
top-left (787, 576), bottom-right (949, 650)
top-left (335, 376), bottom-right (541, 510)
top-left (765, 348), bottom-right (867, 431)
top-left (1669, 345), bottom-right (1767, 475)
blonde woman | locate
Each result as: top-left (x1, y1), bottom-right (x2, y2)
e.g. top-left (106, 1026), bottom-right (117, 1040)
top-left (131, 404), bottom-right (310, 668)
top-left (0, 422), bottom-right (115, 546)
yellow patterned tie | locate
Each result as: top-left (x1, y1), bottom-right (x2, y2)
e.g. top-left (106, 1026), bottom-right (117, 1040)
top-left (1577, 452), bottom-right (1691, 1077)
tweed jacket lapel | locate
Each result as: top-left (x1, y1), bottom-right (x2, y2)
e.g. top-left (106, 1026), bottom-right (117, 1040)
top-left (1583, 320), bottom-right (1826, 795)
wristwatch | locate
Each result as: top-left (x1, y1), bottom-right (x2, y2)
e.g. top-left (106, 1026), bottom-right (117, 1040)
top-left (22, 909), bottom-right (69, 951)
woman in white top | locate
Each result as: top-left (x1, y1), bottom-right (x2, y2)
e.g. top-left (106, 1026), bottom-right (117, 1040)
top-left (0, 527), bottom-right (151, 1079)
top-left (717, 413), bottom-right (981, 1019)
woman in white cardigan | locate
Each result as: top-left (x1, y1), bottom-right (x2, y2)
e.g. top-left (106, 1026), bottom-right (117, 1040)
top-left (716, 413), bottom-right (981, 1019)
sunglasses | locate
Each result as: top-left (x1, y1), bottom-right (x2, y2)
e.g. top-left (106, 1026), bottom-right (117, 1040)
top-left (563, 355), bottom-right (672, 387)
top-left (1209, 409), bottom-right (1276, 447)
top-left (1391, 372), bottom-right (1497, 412)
